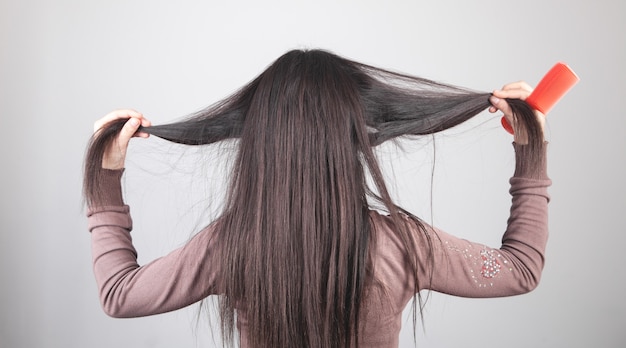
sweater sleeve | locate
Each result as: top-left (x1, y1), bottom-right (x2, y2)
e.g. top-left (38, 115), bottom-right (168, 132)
top-left (424, 142), bottom-right (551, 298)
top-left (374, 142), bottom-right (551, 303)
top-left (87, 169), bottom-right (221, 318)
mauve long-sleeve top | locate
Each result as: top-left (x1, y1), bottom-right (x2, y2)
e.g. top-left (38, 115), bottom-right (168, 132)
top-left (87, 143), bottom-right (551, 347)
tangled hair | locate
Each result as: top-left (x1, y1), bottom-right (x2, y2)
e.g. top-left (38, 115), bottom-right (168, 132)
top-left (84, 49), bottom-right (543, 347)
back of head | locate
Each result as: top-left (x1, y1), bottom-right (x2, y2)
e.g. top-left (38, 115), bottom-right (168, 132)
top-left (220, 49), bottom-right (375, 347)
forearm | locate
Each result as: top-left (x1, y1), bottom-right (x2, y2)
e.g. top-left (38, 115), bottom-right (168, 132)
top-left (425, 142), bottom-right (551, 297)
top-left (86, 170), bottom-right (220, 318)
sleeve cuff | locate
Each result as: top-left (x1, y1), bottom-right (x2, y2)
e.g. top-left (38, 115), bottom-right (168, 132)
top-left (87, 205), bottom-right (132, 232)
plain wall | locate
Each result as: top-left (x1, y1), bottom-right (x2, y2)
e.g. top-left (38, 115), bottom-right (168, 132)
top-left (1, 0), bottom-right (624, 347)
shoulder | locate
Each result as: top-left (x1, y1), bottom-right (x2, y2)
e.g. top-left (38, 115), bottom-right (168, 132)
top-left (368, 209), bottom-right (429, 242)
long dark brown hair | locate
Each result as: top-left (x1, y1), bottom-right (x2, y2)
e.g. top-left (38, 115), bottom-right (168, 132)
top-left (84, 49), bottom-right (543, 347)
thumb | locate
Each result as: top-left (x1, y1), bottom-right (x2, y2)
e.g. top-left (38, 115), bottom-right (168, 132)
top-left (490, 96), bottom-right (512, 116)
top-left (490, 95), bottom-right (516, 125)
top-left (102, 117), bottom-right (144, 169)
top-left (117, 117), bottom-right (142, 149)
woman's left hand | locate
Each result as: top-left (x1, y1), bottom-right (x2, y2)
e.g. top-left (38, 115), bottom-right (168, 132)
top-left (93, 109), bottom-right (152, 169)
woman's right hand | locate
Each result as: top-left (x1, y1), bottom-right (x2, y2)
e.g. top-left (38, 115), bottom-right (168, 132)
top-left (489, 81), bottom-right (546, 144)
top-left (94, 109), bottom-right (152, 169)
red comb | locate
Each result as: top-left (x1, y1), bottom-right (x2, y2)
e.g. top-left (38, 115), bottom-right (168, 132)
top-left (501, 62), bottom-right (579, 134)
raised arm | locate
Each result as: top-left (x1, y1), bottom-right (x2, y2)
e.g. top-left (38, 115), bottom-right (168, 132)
top-left (373, 82), bottom-right (551, 305)
top-left (421, 142), bottom-right (550, 298)
top-left (428, 81), bottom-right (551, 297)
top-left (373, 141), bottom-right (550, 303)
top-left (86, 110), bottom-right (220, 317)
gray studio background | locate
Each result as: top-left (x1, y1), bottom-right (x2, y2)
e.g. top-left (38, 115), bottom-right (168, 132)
top-left (1, 0), bottom-right (624, 347)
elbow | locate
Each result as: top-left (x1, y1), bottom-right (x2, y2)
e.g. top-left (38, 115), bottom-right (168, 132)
top-left (99, 288), bottom-right (134, 318)
top-left (98, 286), bottom-right (156, 318)
top-left (520, 275), bottom-right (541, 294)
top-left (103, 309), bottom-right (124, 319)
top-left (516, 263), bottom-right (543, 294)
top-left (501, 246), bottom-right (546, 295)
top-left (95, 270), bottom-right (140, 318)
top-left (100, 298), bottom-right (128, 318)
